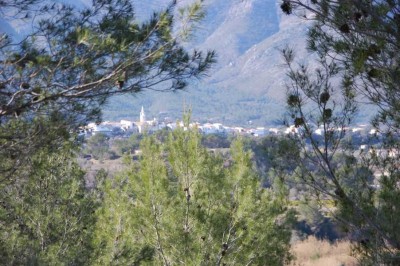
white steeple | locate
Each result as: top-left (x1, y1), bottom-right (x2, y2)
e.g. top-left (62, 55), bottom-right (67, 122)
top-left (140, 106), bottom-right (146, 123)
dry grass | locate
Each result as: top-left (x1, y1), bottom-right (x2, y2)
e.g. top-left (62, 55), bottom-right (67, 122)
top-left (290, 236), bottom-right (358, 266)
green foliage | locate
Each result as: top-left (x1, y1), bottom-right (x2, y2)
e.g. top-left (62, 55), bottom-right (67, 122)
top-left (85, 133), bottom-right (111, 161)
top-left (102, 84), bottom-right (286, 127)
top-left (0, 0), bottom-right (215, 124)
top-left (284, 0), bottom-right (400, 130)
top-left (110, 134), bottom-right (144, 157)
top-left (248, 135), bottom-right (300, 184)
top-left (282, 0), bottom-right (400, 263)
top-left (0, 0), bottom-right (215, 177)
top-left (92, 125), bottom-right (294, 265)
top-left (0, 1), bottom-right (215, 264)
top-left (201, 133), bottom-right (231, 149)
top-left (0, 142), bottom-right (97, 265)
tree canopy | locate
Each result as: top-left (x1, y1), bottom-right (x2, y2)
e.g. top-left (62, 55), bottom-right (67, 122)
top-left (92, 122), bottom-right (294, 265)
top-left (0, 0), bottom-right (215, 123)
top-left (0, 0), bottom-right (215, 175)
top-left (0, 1), bottom-right (218, 263)
top-left (281, 0), bottom-right (400, 263)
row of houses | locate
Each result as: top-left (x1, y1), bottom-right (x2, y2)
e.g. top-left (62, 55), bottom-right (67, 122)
top-left (81, 107), bottom-right (382, 139)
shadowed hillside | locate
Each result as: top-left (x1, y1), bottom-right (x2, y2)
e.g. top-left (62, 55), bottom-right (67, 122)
top-left (0, 0), bottom-right (374, 125)
top-left (103, 0), bottom-right (311, 126)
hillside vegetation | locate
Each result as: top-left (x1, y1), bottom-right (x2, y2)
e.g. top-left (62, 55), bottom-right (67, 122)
top-left (103, 0), bottom-right (375, 125)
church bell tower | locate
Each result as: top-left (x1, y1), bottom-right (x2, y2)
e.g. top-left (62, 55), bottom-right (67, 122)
top-left (140, 106), bottom-right (146, 123)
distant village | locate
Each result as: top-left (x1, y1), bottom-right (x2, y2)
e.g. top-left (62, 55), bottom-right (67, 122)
top-left (81, 107), bottom-right (380, 141)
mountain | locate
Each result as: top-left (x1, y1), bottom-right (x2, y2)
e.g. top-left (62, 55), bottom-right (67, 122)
top-left (0, 0), bottom-right (373, 126)
top-left (105, 0), bottom-right (310, 126)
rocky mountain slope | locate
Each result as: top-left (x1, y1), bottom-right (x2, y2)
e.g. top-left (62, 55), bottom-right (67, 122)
top-left (0, 0), bottom-right (372, 126)
top-left (105, 0), bottom-right (311, 126)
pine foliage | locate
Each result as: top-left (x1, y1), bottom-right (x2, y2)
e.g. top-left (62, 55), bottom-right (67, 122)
top-left (281, 0), bottom-right (400, 263)
top-left (92, 124), bottom-right (294, 265)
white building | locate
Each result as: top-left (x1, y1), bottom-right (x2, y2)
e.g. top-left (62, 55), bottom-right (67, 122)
top-left (86, 122), bottom-right (114, 136)
top-left (140, 106), bottom-right (146, 123)
top-left (120, 120), bottom-right (137, 132)
top-left (284, 125), bottom-right (299, 135)
top-left (252, 127), bottom-right (267, 137)
top-left (199, 123), bottom-right (226, 135)
top-left (134, 106), bottom-right (159, 133)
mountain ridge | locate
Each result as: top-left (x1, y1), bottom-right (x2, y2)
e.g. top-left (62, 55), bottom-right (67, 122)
top-left (0, 0), bottom-right (373, 126)
top-left (104, 0), bottom-right (309, 126)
